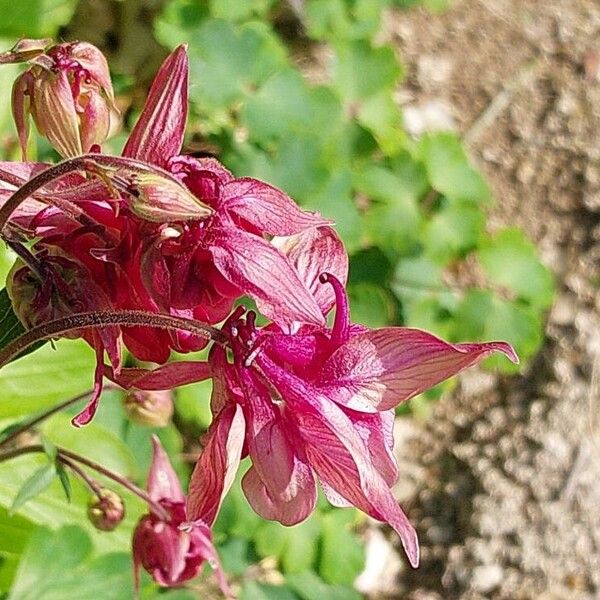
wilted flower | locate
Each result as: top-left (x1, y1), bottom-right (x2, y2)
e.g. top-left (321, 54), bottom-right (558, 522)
top-left (132, 436), bottom-right (231, 595)
top-left (1, 39), bottom-right (116, 158)
top-left (87, 488), bottom-right (125, 531)
top-left (123, 389), bottom-right (174, 427)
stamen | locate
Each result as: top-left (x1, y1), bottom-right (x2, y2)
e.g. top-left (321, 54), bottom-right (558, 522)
top-left (319, 272), bottom-right (350, 346)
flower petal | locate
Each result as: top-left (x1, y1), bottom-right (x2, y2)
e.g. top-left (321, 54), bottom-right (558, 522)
top-left (238, 369), bottom-right (316, 525)
top-left (221, 178), bottom-right (329, 236)
top-left (257, 354), bottom-right (419, 568)
top-left (122, 45), bottom-right (188, 166)
top-left (273, 226), bottom-right (349, 315)
top-left (186, 404), bottom-right (245, 526)
top-left (106, 361), bottom-right (211, 390)
top-left (148, 434), bottom-right (185, 504)
top-left (208, 224), bottom-right (325, 328)
top-left (319, 328), bottom-right (518, 412)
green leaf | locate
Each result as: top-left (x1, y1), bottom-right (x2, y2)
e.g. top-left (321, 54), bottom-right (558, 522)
top-left (357, 163), bottom-right (422, 256)
top-left (319, 511), bottom-right (364, 585)
top-left (209, 0), bottom-right (276, 21)
top-left (0, 339), bottom-right (96, 419)
top-left (0, 455), bottom-right (143, 553)
top-left (356, 92), bottom-right (405, 155)
top-left (422, 200), bottom-right (485, 264)
top-left (55, 462), bottom-right (71, 502)
top-left (452, 290), bottom-right (541, 373)
top-left (241, 581), bottom-right (298, 600)
top-left (175, 379), bottom-right (213, 431)
top-left (331, 41), bottom-right (402, 103)
top-left (41, 413), bottom-right (138, 480)
top-left (8, 525), bottom-right (133, 600)
top-left (10, 462), bottom-right (56, 514)
top-left (0, 0), bottom-right (77, 37)
top-left (254, 517), bottom-right (321, 574)
top-left (286, 571), bottom-right (361, 600)
top-left (347, 282), bottom-right (395, 328)
top-left (478, 228), bottom-right (554, 310)
top-left (159, 19), bottom-right (288, 111)
top-left (218, 537), bottom-right (252, 576)
top-left (419, 133), bottom-right (490, 204)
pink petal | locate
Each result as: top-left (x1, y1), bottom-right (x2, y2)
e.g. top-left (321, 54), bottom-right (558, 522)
top-left (186, 404), bottom-right (245, 526)
top-left (122, 45), bottom-right (188, 166)
top-left (33, 70), bottom-right (82, 157)
top-left (257, 354), bottom-right (419, 568)
top-left (186, 521), bottom-right (233, 598)
top-left (273, 226), bottom-right (349, 315)
top-left (105, 361), bottom-right (211, 390)
top-left (221, 178), bottom-right (329, 236)
top-left (345, 408), bottom-right (398, 486)
top-left (319, 328), bottom-right (518, 412)
top-left (148, 435), bottom-right (185, 504)
top-left (208, 224), bottom-right (325, 329)
top-left (238, 369), bottom-right (316, 525)
top-left (71, 344), bottom-right (105, 427)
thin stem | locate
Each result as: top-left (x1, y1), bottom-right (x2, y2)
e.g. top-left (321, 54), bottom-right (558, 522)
top-left (0, 309), bottom-right (227, 368)
top-left (59, 455), bottom-right (103, 496)
top-left (5, 240), bottom-right (46, 280)
top-left (0, 444), bottom-right (170, 520)
top-left (0, 153), bottom-right (196, 234)
top-left (0, 385), bottom-right (118, 449)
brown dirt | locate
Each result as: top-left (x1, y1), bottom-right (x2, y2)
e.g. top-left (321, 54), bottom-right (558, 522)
top-left (375, 1), bottom-right (600, 598)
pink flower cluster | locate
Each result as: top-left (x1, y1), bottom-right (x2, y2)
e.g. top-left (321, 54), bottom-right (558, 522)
top-left (0, 40), bottom-right (517, 593)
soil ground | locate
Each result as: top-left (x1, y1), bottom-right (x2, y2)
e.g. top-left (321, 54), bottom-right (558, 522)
top-left (371, 1), bottom-right (600, 598)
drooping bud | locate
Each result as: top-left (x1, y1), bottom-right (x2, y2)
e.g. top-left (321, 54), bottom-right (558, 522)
top-left (0, 38), bottom-right (50, 64)
top-left (132, 437), bottom-right (230, 594)
top-left (1, 40), bottom-right (118, 159)
top-left (123, 389), bottom-right (174, 427)
top-left (87, 488), bottom-right (125, 531)
top-left (127, 172), bottom-right (214, 222)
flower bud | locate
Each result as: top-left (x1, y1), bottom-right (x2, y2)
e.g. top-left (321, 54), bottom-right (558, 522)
top-left (0, 38), bottom-right (50, 64)
top-left (127, 172), bottom-right (213, 222)
top-left (5, 40), bottom-right (117, 158)
top-left (87, 488), bottom-right (125, 531)
top-left (124, 389), bottom-right (174, 427)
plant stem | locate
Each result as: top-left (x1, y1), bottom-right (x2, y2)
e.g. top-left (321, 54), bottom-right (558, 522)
top-left (0, 309), bottom-right (227, 369)
top-left (59, 455), bottom-right (103, 496)
top-left (0, 444), bottom-right (170, 520)
top-left (0, 385), bottom-right (119, 449)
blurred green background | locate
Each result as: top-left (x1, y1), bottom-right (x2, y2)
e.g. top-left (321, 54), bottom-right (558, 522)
top-left (0, 0), bottom-right (553, 598)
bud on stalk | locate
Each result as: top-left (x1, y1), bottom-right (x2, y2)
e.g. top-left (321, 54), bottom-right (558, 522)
top-left (88, 488), bottom-right (125, 531)
top-left (124, 389), bottom-right (174, 427)
top-left (2, 39), bottom-right (117, 158)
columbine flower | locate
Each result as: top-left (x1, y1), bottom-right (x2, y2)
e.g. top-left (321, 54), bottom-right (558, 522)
top-left (118, 227), bottom-right (517, 568)
top-left (132, 436), bottom-right (231, 595)
top-left (1, 39), bottom-right (116, 158)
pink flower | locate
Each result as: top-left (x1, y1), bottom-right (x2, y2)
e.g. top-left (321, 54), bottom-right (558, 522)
top-left (132, 436), bottom-right (231, 595)
top-left (120, 228), bottom-right (517, 568)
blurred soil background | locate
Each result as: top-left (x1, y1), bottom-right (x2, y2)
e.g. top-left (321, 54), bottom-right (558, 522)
top-left (62, 1), bottom-right (600, 598)
top-left (388, 1), bottom-right (600, 598)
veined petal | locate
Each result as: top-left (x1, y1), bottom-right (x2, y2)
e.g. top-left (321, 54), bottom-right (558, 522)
top-left (273, 226), bottom-right (349, 316)
top-left (106, 361), bottom-right (211, 390)
top-left (345, 408), bottom-right (398, 486)
top-left (221, 177), bottom-right (329, 236)
top-left (238, 369), bottom-right (316, 525)
top-left (208, 224), bottom-right (325, 328)
top-left (148, 435), bottom-right (185, 504)
top-left (319, 328), bottom-right (518, 412)
top-left (122, 45), bottom-right (188, 166)
top-left (257, 353), bottom-right (419, 568)
top-left (32, 70), bottom-right (82, 157)
top-left (186, 404), bottom-right (245, 526)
